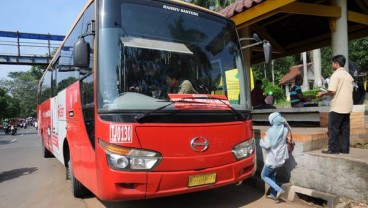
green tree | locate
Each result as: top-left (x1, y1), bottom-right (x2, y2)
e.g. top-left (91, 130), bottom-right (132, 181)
top-left (0, 87), bottom-right (20, 119)
top-left (0, 69), bottom-right (39, 118)
top-left (185, 0), bottom-right (210, 8)
top-left (349, 37), bottom-right (368, 73)
top-left (184, 0), bottom-right (236, 11)
top-left (272, 56), bottom-right (298, 83)
top-left (29, 65), bottom-right (45, 81)
top-left (263, 80), bottom-right (285, 102)
top-left (254, 37), bottom-right (368, 90)
top-left (0, 88), bottom-right (9, 119)
top-left (252, 55), bottom-right (297, 86)
top-left (321, 36), bottom-right (368, 79)
top-left (321, 47), bottom-right (332, 78)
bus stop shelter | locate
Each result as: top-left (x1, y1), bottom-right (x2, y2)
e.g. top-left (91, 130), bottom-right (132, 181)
top-left (220, 0), bottom-right (368, 66)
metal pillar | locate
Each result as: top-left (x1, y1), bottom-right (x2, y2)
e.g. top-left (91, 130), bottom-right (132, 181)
top-left (48, 33), bottom-right (51, 56)
top-left (331, 0), bottom-right (349, 71)
top-left (16, 31), bottom-right (20, 63)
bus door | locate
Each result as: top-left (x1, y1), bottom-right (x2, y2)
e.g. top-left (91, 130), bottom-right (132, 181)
top-left (52, 89), bottom-right (68, 163)
top-left (65, 82), bottom-right (83, 177)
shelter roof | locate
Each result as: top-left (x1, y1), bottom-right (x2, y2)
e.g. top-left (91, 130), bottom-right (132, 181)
top-left (220, 0), bottom-right (264, 17)
top-left (279, 63), bottom-right (313, 85)
top-left (220, 0), bottom-right (368, 64)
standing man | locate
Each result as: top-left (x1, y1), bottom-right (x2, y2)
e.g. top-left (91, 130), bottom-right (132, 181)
top-left (317, 55), bottom-right (354, 154)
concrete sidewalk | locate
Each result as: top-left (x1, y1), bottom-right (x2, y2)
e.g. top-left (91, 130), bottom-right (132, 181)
top-left (252, 118), bottom-right (368, 207)
top-left (308, 147), bottom-right (368, 163)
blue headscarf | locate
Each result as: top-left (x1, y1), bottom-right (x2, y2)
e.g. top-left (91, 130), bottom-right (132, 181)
top-left (266, 112), bottom-right (288, 147)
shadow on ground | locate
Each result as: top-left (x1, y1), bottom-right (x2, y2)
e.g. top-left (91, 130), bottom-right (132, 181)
top-left (0, 138), bottom-right (17, 145)
top-left (0, 167), bottom-right (38, 183)
top-left (99, 183), bottom-right (265, 208)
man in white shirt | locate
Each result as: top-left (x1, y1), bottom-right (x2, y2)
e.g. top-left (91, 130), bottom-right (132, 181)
top-left (317, 55), bottom-right (354, 154)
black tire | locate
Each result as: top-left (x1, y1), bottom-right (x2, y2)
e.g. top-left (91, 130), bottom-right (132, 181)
top-left (41, 138), bottom-right (53, 158)
top-left (65, 155), bottom-right (71, 180)
top-left (68, 158), bottom-right (89, 198)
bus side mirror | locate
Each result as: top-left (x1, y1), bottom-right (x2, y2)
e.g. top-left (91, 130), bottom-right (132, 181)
top-left (263, 41), bottom-right (272, 64)
top-left (74, 37), bottom-right (90, 68)
top-left (240, 33), bottom-right (272, 64)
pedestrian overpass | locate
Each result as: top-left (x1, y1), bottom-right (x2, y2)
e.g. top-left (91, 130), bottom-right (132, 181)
top-left (0, 30), bottom-right (65, 66)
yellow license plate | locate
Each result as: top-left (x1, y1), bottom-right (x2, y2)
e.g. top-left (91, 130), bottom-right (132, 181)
top-left (188, 173), bottom-right (216, 187)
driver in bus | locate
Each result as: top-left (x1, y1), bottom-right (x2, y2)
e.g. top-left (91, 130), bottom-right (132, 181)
top-left (166, 69), bottom-right (197, 94)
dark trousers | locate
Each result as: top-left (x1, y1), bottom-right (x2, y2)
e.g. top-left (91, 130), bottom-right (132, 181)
top-left (328, 111), bottom-right (350, 153)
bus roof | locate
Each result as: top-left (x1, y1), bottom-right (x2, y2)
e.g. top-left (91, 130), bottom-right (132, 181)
top-left (169, 0), bottom-right (226, 18)
top-left (45, 0), bottom-right (231, 75)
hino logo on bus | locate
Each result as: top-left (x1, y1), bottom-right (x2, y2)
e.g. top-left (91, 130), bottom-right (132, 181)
top-left (190, 137), bottom-right (209, 152)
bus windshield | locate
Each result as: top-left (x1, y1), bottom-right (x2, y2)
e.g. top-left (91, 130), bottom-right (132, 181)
top-left (97, 0), bottom-right (249, 113)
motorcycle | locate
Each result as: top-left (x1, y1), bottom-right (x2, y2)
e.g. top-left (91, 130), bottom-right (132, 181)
top-left (3, 119), bottom-right (17, 135)
top-left (10, 124), bottom-right (17, 135)
top-left (4, 124), bottom-right (10, 135)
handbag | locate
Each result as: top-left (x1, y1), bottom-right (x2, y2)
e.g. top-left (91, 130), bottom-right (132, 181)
top-left (286, 123), bottom-right (295, 153)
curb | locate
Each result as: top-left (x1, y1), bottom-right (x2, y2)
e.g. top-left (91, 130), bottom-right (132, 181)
top-left (286, 185), bottom-right (339, 208)
top-left (245, 176), bottom-right (339, 208)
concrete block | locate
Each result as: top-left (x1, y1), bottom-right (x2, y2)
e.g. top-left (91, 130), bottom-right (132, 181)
top-left (287, 185), bottom-right (338, 208)
top-left (319, 111), bottom-right (365, 128)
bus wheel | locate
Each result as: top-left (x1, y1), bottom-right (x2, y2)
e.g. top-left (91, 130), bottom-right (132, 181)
top-left (65, 154), bottom-right (70, 180)
top-left (41, 138), bottom-right (53, 158)
top-left (66, 167), bottom-right (70, 180)
top-left (68, 158), bottom-right (89, 198)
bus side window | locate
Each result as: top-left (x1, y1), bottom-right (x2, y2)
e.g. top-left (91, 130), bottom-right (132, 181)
top-left (57, 67), bottom-right (79, 93)
top-left (40, 70), bottom-right (52, 103)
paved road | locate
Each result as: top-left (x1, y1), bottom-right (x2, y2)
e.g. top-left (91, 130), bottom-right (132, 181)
top-left (0, 128), bottom-right (314, 208)
top-left (0, 127), bottom-right (85, 208)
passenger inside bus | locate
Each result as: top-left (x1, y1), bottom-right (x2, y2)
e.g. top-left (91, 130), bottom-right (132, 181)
top-left (126, 60), bottom-right (166, 98)
top-left (166, 68), bottom-right (198, 94)
top-left (127, 62), bottom-right (146, 93)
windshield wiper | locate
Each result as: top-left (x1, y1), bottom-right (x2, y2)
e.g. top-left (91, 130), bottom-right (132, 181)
top-left (135, 99), bottom-right (205, 122)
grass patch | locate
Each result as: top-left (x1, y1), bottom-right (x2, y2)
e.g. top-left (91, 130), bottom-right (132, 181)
top-left (352, 143), bottom-right (368, 149)
top-left (274, 100), bottom-right (290, 108)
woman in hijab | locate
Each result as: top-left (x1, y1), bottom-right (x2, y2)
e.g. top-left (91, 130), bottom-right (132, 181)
top-left (260, 112), bottom-right (290, 200)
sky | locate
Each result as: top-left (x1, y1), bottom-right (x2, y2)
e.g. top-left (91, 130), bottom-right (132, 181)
top-left (0, 0), bottom-right (88, 79)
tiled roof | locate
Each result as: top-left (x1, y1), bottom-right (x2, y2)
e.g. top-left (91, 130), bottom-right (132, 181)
top-left (219, 0), bottom-right (264, 18)
top-left (279, 63), bottom-right (313, 85)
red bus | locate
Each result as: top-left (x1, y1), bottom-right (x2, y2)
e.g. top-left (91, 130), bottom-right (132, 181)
top-left (37, 0), bottom-right (258, 201)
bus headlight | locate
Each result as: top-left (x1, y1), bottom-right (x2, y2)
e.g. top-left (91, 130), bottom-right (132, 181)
top-left (232, 138), bottom-right (255, 160)
top-left (99, 139), bottom-right (162, 171)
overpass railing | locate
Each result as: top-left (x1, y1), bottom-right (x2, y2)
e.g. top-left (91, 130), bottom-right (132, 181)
top-left (0, 31), bottom-right (65, 65)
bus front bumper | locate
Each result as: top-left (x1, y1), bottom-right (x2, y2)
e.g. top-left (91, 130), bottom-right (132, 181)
top-left (96, 154), bottom-right (256, 201)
